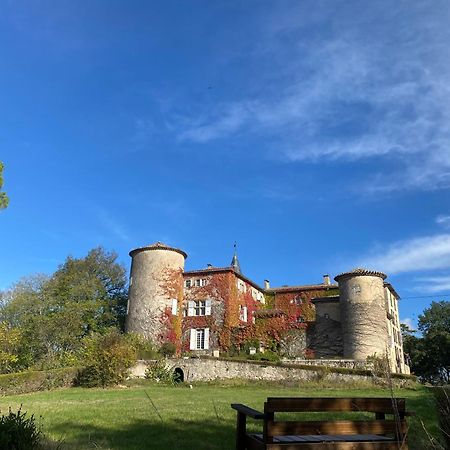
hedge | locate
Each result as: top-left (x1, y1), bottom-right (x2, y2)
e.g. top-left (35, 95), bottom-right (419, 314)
top-left (0, 367), bottom-right (79, 396)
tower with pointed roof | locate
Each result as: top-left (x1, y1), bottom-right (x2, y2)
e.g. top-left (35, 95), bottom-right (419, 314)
top-left (230, 243), bottom-right (241, 274)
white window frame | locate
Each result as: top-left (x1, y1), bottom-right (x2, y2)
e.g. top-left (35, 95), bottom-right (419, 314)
top-left (189, 328), bottom-right (210, 350)
top-left (171, 299), bottom-right (178, 315)
top-left (195, 278), bottom-right (207, 287)
top-left (239, 305), bottom-right (248, 322)
top-left (185, 279), bottom-right (192, 288)
top-left (187, 299), bottom-right (211, 316)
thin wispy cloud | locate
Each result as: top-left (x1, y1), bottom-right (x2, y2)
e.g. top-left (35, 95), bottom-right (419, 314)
top-left (359, 234), bottom-right (450, 274)
top-left (401, 317), bottom-right (416, 330)
top-left (175, 2), bottom-right (450, 193)
top-left (436, 215), bottom-right (450, 229)
top-left (413, 275), bottom-right (450, 294)
top-left (97, 209), bottom-right (130, 243)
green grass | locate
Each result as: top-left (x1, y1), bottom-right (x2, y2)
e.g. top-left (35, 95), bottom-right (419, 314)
top-left (0, 380), bottom-right (441, 450)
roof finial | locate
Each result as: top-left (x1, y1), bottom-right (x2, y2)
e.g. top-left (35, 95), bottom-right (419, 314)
top-left (231, 242), bottom-right (242, 274)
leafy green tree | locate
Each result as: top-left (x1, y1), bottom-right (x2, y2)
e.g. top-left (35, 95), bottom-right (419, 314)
top-left (0, 322), bottom-right (26, 373)
top-left (418, 301), bottom-right (450, 384)
top-left (0, 161), bottom-right (9, 209)
top-left (401, 301), bottom-right (450, 384)
top-left (0, 248), bottom-right (128, 369)
top-left (76, 328), bottom-right (137, 387)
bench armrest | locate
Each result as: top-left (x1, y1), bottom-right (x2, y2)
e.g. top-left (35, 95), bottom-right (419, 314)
top-left (231, 403), bottom-right (266, 419)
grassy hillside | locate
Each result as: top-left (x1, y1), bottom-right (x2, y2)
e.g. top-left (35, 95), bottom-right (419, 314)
top-left (0, 380), bottom-right (440, 450)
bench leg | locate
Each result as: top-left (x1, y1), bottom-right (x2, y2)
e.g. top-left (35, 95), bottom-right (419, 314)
top-left (236, 411), bottom-right (247, 450)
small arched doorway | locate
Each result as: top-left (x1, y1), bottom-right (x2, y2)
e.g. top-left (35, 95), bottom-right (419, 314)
top-left (173, 367), bottom-right (184, 383)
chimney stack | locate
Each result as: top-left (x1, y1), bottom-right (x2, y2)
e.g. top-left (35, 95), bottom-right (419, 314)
top-left (323, 274), bottom-right (331, 285)
top-left (264, 279), bottom-right (270, 289)
top-left (207, 263), bottom-right (213, 269)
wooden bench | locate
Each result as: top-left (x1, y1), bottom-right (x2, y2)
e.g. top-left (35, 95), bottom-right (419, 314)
top-left (231, 397), bottom-right (410, 449)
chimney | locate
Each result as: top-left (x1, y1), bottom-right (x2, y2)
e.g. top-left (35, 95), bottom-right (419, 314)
top-left (264, 279), bottom-right (270, 289)
top-left (207, 263), bottom-right (213, 269)
top-left (323, 274), bottom-right (331, 285)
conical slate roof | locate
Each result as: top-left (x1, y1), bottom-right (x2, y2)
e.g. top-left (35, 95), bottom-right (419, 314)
top-left (230, 244), bottom-right (242, 274)
top-left (334, 267), bottom-right (386, 282)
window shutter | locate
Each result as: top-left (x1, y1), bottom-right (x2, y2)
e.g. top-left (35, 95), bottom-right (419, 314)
top-left (205, 299), bottom-right (211, 316)
top-left (204, 328), bottom-right (210, 350)
top-left (190, 329), bottom-right (196, 350)
top-left (188, 301), bottom-right (194, 317)
top-left (171, 299), bottom-right (178, 315)
top-left (243, 306), bottom-right (248, 322)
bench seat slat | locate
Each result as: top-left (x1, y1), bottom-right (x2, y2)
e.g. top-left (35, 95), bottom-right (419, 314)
top-left (264, 398), bottom-right (405, 414)
top-left (252, 434), bottom-right (396, 443)
top-left (267, 419), bottom-right (406, 435)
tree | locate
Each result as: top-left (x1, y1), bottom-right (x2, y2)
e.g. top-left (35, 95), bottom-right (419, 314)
top-left (0, 248), bottom-right (128, 369)
top-left (418, 301), bottom-right (450, 384)
top-left (401, 301), bottom-right (450, 384)
top-left (0, 161), bottom-right (9, 209)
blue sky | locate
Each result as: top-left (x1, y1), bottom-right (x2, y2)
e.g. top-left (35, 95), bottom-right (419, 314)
top-left (1, 0), bottom-right (450, 329)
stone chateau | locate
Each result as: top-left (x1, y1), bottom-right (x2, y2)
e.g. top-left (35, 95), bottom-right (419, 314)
top-left (125, 242), bottom-right (409, 374)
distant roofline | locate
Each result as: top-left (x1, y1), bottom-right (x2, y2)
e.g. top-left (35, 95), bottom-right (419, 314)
top-left (266, 284), bottom-right (338, 293)
top-left (183, 267), bottom-right (265, 291)
top-left (384, 282), bottom-right (400, 299)
top-left (183, 267), bottom-right (339, 294)
top-left (311, 295), bottom-right (340, 303)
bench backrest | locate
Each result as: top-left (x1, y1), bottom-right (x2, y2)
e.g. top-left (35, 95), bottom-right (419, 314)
top-left (263, 397), bottom-right (407, 440)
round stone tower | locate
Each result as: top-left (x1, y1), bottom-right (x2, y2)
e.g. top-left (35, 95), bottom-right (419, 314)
top-left (125, 242), bottom-right (187, 343)
top-left (334, 268), bottom-right (388, 360)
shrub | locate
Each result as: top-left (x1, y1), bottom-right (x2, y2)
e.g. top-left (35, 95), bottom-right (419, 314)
top-left (134, 337), bottom-right (159, 360)
top-left (145, 360), bottom-right (175, 384)
top-left (248, 350), bottom-right (280, 363)
top-left (158, 342), bottom-right (176, 357)
top-left (76, 329), bottom-right (136, 388)
top-left (0, 367), bottom-right (78, 396)
top-left (0, 406), bottom-right (42, 449)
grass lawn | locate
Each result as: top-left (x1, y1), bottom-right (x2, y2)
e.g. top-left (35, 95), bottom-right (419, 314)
top-left (0, 380), bottom-right (440, 450)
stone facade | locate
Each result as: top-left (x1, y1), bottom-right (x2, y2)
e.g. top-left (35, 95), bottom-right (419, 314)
top-left (125, 243), bottom-right (410, 374)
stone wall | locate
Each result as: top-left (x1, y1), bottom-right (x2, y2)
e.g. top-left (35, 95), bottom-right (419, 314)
top-left (281, 358), bottom-right (373, 370)
top-left (131, 357), bottom-right (394, 385)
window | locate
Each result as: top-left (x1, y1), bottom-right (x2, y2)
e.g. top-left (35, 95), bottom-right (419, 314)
top-left (239, 305), bottom-right (248, 322)
top-left (352, 284), bottom-right (361, 294)
top-left (195, 279), bottom-right (207, 287)
top-left (189, 328), bottom-right (210, 350)
top-left (195, 300), bottom-right (206, 316)
top-left (187, 300), bottom-right (211, 316)
top-left (185, 279), bottom-right (192, 288)
top-left (171, 299), bottom-right (178, 315)
top-left (237, 280), bottom-right (246, 292)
